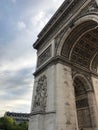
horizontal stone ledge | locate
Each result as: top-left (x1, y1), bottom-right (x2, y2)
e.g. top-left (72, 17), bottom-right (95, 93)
top-left (30, 111), bottom-right (56, 116)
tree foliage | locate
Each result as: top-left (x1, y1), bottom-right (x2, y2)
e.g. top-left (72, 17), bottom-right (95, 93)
top-left (0, 115), bottom-right (28, 130)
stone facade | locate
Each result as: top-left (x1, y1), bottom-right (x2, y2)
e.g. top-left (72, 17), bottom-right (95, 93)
top-left (28, 0), bottom-right (98, 130)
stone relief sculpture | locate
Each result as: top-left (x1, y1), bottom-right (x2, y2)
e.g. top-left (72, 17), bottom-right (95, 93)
top-left (37, 46), bottom-right (51, 67)
top-left (33, 75), bottom-right (47, 112)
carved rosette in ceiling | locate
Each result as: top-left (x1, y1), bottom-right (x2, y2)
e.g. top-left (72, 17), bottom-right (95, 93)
top-left (32, 75), bottom-right (47, 112)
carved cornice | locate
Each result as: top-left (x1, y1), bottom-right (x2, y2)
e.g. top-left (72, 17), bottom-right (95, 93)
top-left (33, 55), bottom-right (98, 78)
top-left (33, 0), bottom-right (93, 50)
top-left (33, 0), bottom-right (72, 49)
top-left (37, 0), bottom-right (72, 38)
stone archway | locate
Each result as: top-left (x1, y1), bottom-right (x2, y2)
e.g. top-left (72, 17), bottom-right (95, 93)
top-left (29, 1), bottom-right (98, 130)
top-left (73, 75), bottom-right (93, 130)
top-left (58, 17), bottom-right (98, 129)
top-left (59, 16), bottom-right (98, 73)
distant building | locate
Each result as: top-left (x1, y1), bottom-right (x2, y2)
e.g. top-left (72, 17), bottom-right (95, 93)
top-left (5, 112), bottom-right (30, 124)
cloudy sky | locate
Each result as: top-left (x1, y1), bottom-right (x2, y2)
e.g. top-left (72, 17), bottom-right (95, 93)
top-left (0, 0), bottom-right (64, 116)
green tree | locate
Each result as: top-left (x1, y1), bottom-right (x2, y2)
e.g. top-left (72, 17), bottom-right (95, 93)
top-left (3, 115), bottom-right (16, 130)
top-left (19, 122), bottom-right (28, 130)
top-left (0, 117), bottom-right (4, 129)
top-left (0, 116), bottom-right (28, 130)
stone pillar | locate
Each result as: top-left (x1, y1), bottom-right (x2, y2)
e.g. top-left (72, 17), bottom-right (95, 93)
top-left (55, 63), bottom-right (77, 130)
top-left (87, 91), bottom-right (98, 128)
top-left (28, 65), bottom-right (56, 130)
top-left (91, 76), bottom-right (98, 129)
top-left (29, 62), bottom-right (80, 130)
top-left (28, 114), bottom-right (44, 130)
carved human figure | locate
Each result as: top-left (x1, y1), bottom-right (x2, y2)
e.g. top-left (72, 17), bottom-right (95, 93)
top-left (33, 75), bottom-right (47, 112)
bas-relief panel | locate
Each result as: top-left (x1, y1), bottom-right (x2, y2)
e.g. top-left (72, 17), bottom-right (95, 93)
top-left (32, 75), bottom-right (47, 112)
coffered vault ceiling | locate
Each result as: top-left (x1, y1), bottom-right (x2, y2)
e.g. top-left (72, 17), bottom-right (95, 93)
top-left (71, 29), bottom-right (98, 69)
top-left (61, 20), bottom-right (98, 72)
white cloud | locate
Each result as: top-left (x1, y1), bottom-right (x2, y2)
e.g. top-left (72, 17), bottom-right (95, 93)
top-left (0, 71), bottom-right (33, 116)
top-left (31, 10), bottom-right (52, 33)
top-left (53, 0), bottom-right (64, 3)
top-left (0, 54), bottom-right (36, 72)
top-left (17, 21), bottom-right (26, 31)
top-left (0, 91), bottom-right (6, 96)
top-left (0, 0), bottom-right (65, 116)
top-left (53, 0), bottom-right (57, 2)
top-left (0, 93), bottom-right (32, 116)
top-left (32, 11), bottom-right (45, 26)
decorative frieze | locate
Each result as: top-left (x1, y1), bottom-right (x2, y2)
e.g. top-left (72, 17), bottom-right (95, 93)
top-left (74, 0), bottom-right (98, 20)
top-left (33, 75), bottom-right (47, 112)
top-left (37, 46), bottom-right (52, 67)
top-left (34, 0), bottom-right (89, 50)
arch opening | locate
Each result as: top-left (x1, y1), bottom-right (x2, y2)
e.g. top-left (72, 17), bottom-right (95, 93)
top-left (74, 76), bottom-right (93, 129)
top-left (60, 19), bottom-right (98, 72)
top-left (70, 28), bottom-right (98, 71)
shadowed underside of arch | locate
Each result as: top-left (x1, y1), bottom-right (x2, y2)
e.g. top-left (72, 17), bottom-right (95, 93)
top-left (61, 19), bottom-right (98, 72)
top-left (73, 75), bottom-right (92, 91)
top-left (73, 76), bottom-right (92, 129)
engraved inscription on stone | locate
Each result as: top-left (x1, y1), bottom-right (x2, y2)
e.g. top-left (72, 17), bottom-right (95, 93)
top-left (37, 46), bottom-right (51, 67)
top-left (33, 75), bottom-right (47, 112)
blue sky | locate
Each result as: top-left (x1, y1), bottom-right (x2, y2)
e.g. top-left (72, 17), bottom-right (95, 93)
top-left (0, 0), bottom-right (64, 116)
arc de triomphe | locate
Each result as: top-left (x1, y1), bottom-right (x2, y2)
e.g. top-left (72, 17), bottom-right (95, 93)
top-left (28, 0), bottom-right (98, 130)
